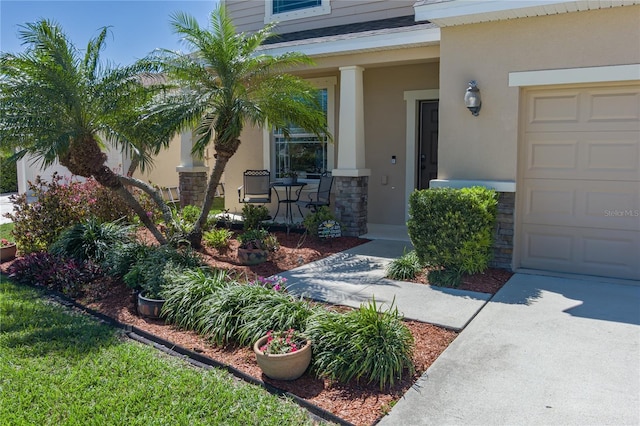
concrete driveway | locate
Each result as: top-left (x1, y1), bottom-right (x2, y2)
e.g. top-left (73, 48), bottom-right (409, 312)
top-left (0, 194), bottom-right (15, 224)
top-left (380, 273), bottom-right (640, 425)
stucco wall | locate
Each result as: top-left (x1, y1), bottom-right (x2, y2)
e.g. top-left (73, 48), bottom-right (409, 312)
top-left (364, 62), bottom-right (440, 225)
top-left (132, 133), bottom-right (182, 189)
top-left (438, 5), bottom-right (640, 181)
top-left (226, 124), bottom-right (275, 216)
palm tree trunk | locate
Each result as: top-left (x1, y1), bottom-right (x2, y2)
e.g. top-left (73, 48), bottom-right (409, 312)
top-left (118, 175), bottom-right (174, 225)
top-left (188, 151), bottom-right (231, 248)
top-left (127, 157), bottom-right (140, 177)
top-left (93, 166), bottom-right (168, 245)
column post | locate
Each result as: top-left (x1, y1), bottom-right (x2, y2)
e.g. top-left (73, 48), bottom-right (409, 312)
top-left (176, 131), bottom-right (209, 207)
top-left (333, 65), bottom-right (370, 236)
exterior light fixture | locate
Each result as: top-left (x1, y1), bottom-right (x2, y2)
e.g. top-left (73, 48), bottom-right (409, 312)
top-left (464, 80), bottom-right (481, 116)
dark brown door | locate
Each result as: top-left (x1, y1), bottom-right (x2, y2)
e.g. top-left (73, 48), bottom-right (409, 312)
top-left (418, 101), bottom-right (438, 190)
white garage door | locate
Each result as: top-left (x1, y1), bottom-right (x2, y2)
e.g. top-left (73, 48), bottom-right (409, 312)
top-left (519, 83), bottom-right (640, 280)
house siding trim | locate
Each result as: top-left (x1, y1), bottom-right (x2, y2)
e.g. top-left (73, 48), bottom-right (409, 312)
top-left (509, 64), bottom-right (640, 87)
top-left (257, 25), bottom-right (440, 58)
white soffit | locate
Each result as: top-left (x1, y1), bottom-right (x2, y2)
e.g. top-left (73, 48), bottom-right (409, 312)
top-left (257, 26), bottom-right (441, 58)
top-left (414, 0), bottom-right (640, 26)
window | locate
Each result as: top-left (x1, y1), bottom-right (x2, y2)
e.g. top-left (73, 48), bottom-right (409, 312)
top-left (274, 89), bottom-right (327, 180)
top-left (264, 0), bottom-right (331, 24)
top-left (273, 0), bottom-right (321, 14)
top-left (270, 77), bottom-right (335, 181)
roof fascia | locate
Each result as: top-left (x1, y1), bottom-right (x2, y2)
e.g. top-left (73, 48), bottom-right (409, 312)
top-left (414, 0), bottom-right (639, 26)
top-left (257, 26), bottom-right (440, 58)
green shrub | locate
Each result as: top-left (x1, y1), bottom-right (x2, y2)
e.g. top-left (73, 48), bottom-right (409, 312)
top-left (408, 186), bottom-right (497, 284)
top-left (234, 291), bottom-right (316, 347)
top-left (7, 174), bottom-right (133, 254)
top-left (49, 218), bottom-right (134, 263)
top-left (101, 241), bottom-right (153, 278)
top-left (196, 283), bottom-right (314, 346)
top-left (306, 298), bottom-right (414, 389)
top-left (203, 227), bottom-right (234, 252)
top-left (302, 206), bottom-right (336, 237)
top-left (241, 204), bottom-right (270, 231)
top-left (386, 249), bottom-right (423, 281)
top-left (0, 154), bottom-right (17, 193)
top-left (123, 245), bottom-right (203, 299)
top-left (161, 268), bottom-right (230, 330)
top-left (165, 205), bottom-right (217, 242)
top-left (427, 269), bottom-right (463, 288)
top-left (180, 205), bottom-right (201, 223)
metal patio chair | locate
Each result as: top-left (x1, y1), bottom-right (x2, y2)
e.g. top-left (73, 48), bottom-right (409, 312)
top-left (296, 173), bottom-right (333, 213)
top-left (238, 169), bottom-right (272, 204)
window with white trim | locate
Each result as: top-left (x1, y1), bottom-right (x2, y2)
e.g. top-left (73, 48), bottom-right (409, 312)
top-left (265, 0), bottom-right (331, 24)
top-left (272, 78), bottom-right (335, 181)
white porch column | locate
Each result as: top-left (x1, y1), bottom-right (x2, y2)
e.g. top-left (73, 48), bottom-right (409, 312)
top-left (176, 131), bottom-right (208, 171)
top-left (334, 66), bottom-right (370, 177)
top-left (333, 66), bottom-right (370, 236)
top-left (176, 131), bottom-right (209, 207)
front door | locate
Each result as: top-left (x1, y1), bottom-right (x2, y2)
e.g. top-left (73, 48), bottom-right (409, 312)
top-left (418, 101), bottom-right (439, 190)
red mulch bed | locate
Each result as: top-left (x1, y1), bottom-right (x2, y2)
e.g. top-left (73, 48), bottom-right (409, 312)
top-left (1, 231), bottom-right (512, 426)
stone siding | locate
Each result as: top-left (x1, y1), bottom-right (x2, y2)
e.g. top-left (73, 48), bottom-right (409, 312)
top-left (178, 171), bottom-right (208, 208)
top-left (490, 191), bottom-right (515, 270)
top-left (334, 176), bottom-right (368, 236)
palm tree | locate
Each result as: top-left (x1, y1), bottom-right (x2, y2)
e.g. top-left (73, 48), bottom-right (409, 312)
top-left (0, 20), bottom-right (174, 244)
top-left (146, 5), bottom-right (329, 247)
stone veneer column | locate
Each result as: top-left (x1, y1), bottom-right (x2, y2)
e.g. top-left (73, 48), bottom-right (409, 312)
top-left (334, 176), bottom-right (368, 237)
top-left (178, 171), bottom-right (208, 208)
top-left (177, 131), bottom-right (209, 207)
top-left (333, 65), bottom-right (370, 236)
top-left (490, 192), bottom-right (515, 270)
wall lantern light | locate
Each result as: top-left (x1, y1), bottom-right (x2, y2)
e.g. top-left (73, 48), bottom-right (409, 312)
top-left (464, 80), bottom-right (482, 116)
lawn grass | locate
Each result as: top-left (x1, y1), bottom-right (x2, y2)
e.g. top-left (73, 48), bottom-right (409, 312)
top-left (0, 281), bottom-right (313, 425)
top-left (0, 222), bottom-right (14, 241)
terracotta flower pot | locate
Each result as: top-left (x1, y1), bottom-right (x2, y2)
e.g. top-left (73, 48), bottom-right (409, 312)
top-left (137, 293), bottom-right (165, 319)
top-left (253, 335), bottom-right (312, 380)
top-left (237, 247), bottom-right (268, 265)
top-left (0, 243), bottom-right (17, 262)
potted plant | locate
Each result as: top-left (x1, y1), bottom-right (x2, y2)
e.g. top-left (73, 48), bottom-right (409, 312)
top-left (122, 245), bottom-right (202, 319)
top-left (281, 169), bottom-right (298, 185)
top-left (0, 238), bottom-right (17, 262)
top-left (253, 329), bottom-right (312, 380)
top-left (136, 277), bottom-right (167, 319)
top-left (237, 229), bottom-right (278, 265)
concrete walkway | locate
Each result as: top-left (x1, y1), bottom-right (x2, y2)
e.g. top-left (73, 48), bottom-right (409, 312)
top-left (282, 240), bottom-right (639, 424)
top-left (281, 240), bottom-right (491, 330)
top-left (380, 273), bottom-right (640, 425)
